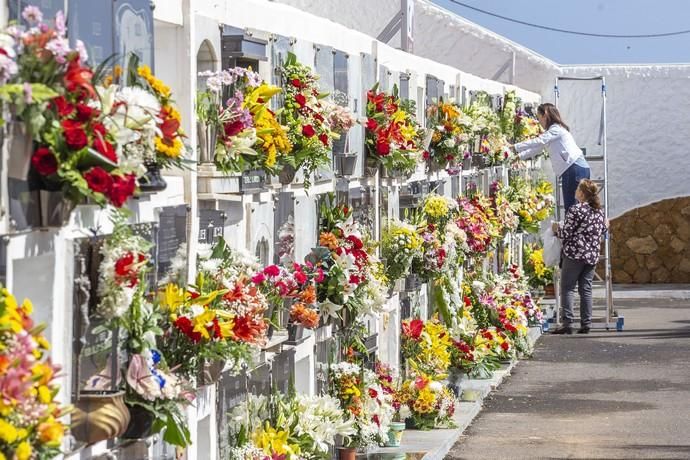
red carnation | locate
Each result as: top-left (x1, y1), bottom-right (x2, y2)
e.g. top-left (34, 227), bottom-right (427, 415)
top-left (318, 133), bottom-right (329, 146)
top-left (294, 271), bottom-right (307, 285)
top-left (264, 265), bottom-right (281, 277)
top-left (501, 341), bottom-right (510, 352)
top-left (108, 174), bottom-right (136, 208)
top-left (223, 120), bottom-right (244, 138)
top-left (52, 96), bottom-right (74, 117)
top-left (175, 316), bottom-right (202, 343)
top-left (291, 78), bottom-right (302, 88)
top-left (349, 274), bottom-right (361, 285)
top-left (62, 119), bottom-right (88, 150)
top-left (346, 235), bottom-right (364, 250)
top-left (31, 147), bottom-right (58, 176)
top-left (84, 167), bottom-right (113, 194)
top-left (302, 125), bottom-right (316, 138)
top-left (294, 93), bottom-right (306, 107)
top-left (365, 118), bottom-right (378, 131)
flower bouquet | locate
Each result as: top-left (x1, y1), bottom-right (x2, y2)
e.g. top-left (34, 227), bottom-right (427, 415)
top-left (523, 243), bottom-right (553, 291)
top-left (0, 286), bottom-right (67, 459)
top-left (327, 362), bottom-right (394, 449)
top-left (505, 177), bottom-right (555, 233)
top-left (279, 52), bottom-right (340, 188)
top-left (426, 99), bottom-right (472, 170)
top-left (196, 68), bottom-right (290, 174)
top-left (397, 374), bottom-right (456, 430)
top-left (229, 391), bottom-right (355, 460)
top-left (381, 219), bottom-right (423, 286)
top-left (401, 318), bottom-right (452, 377)
top-left (365, 83), bottom-right (422, 176)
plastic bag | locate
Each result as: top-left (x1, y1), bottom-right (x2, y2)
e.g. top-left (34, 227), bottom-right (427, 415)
top-left (542, 226), bottom-right (562, 267)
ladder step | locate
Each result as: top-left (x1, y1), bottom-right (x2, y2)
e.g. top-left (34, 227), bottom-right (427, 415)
top-left (584, 156), bottom-right (605, 161)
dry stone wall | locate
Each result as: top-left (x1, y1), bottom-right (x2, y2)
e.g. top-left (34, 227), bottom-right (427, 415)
top-left (610, 197), bottom-right (690, 283)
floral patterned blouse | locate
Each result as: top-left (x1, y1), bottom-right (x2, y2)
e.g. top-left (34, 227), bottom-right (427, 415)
top-left (557, 202), bottom-right (606, 265)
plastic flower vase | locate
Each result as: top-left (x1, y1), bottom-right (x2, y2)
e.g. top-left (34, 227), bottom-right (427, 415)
top-left (385, 421), bottom-right (407, 447)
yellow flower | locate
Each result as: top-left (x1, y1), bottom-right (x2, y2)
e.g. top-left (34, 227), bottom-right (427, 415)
top-left (0, 419), bottom-right (18, 443)
top-left (21, 298), bottom-right (32, 315)
top-left (192, 309), bottom-right (217, 340)
top-left (15, 441), bottom-right (31, 460)
top-left (38, 385), bottom-right (53, 404)
top-left (159, 283), bottom-right (188, 311)
top-left (413, 387), bottom-right (436, 414)
top-left (155, 136), bottom-right (184, 158)
top-left (31, 362), bottom-right (54, 386)
top-left (252, 423), bottom-right (298, 457)
top-left (38, 417), bottom-right (65, 446)
top-left (423, 195), bottom-right (450, 220)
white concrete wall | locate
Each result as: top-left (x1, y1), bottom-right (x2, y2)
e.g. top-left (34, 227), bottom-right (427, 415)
top-left (558, 65), bottom-right (690, 218)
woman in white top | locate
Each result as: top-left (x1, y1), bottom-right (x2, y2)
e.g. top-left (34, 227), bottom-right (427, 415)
top-left (513, 103), bottom-right (590, 212)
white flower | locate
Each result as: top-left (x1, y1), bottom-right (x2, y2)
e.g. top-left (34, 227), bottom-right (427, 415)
top-left (320, 300), bottom-right (343, 319)
top-left (76, 39), bottom-right (89, 63)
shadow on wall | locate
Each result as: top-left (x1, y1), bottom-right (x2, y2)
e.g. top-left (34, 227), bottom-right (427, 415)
top-left (609, 197), bottom-right (690, 283)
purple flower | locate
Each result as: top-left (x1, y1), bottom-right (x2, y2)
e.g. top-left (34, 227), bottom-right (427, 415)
top-left (0, 54), bottom-right (18, 84)
top-left (246, 71), bottom-right (262, 87)
top-left (22, 5), bottom-right (43, 24)
top-left (55, 11), bottom-right (66, 36)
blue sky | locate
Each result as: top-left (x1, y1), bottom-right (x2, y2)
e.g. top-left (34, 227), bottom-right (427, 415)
top-left (431, 0), bottom-right (690, 64)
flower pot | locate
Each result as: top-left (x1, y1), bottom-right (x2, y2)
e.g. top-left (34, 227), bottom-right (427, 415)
top-left (71, 390), bottom-right (131, 444)
top-left (121, 404), bottom-right (156, 440)
top-left (334, 153), bottom-right (357, 177)
top-left (279, 164), bottom-right (297, 185)
top-left (382, 166), bottom-right (407, 179)
top-left (339, 447), bottom-right (357, 460)
top-left (198, 359), bottom-right (226, 386)
top-left (462, 156), bottom-right (472, 170)
top-left (6, 120), bottom-right (34, 181)
top-left (385, 421), bottom-right (406, 447)
top-left (404, 274), bottom-right (421, 292)
top-left (37, 190), bottom-right (77, 228)
top-left (138, 161), bottom-right (167, 192)
top-left (472, 153), bottom-right (487, 168)
top-left (287, 323), bottom-right (304, 342)
top-left (197, 122), bottom-right (217, 164)
top-left (461, 389), bottom-right (481, 402)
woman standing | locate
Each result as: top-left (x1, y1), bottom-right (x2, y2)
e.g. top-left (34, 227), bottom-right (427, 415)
top-left (513, 103), bottom-right (590, 212)
top-left (551, 180), bottom-right (607, 334)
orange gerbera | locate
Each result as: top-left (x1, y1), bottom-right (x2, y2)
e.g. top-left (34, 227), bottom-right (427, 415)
top-left (299, 284), bottom-right (316, 305)
top-left (319, 232), bottom-right (339, 250)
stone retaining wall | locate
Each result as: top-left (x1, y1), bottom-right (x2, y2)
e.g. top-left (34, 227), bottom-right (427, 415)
top-left (610, 197), bottom-right (690, 283)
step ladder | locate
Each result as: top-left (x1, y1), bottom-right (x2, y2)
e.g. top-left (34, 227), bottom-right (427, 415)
top-left (553, 76), bottom-right (622, 331)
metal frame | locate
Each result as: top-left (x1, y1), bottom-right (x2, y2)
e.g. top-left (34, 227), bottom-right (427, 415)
top-left (554, 76), bottom-right (620, 331)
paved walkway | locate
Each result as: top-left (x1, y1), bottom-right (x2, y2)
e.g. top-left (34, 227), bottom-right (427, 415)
top-left (447, 297), bottom-right (690, 460)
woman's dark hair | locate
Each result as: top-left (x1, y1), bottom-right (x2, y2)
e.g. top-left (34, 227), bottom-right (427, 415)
top-left (578, 179), bottom-right (602, 209)
top-left (537, 103), bottom-right (570, 131)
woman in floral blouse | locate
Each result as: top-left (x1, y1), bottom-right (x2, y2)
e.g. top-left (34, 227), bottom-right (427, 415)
top-left (552, 179), bottom-right (607, 334)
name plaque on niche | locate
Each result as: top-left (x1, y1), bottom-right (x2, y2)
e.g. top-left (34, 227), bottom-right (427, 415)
top-left (198, 209), bottom-right (225, 245)
top-left (156, 205), bottom-right (189, 280)
top-left (240, 169), bottom-right (267, 193)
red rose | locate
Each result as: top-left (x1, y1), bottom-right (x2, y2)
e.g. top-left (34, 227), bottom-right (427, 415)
top-left (31, 147), bottom-right (58, 176)
top-left (348, 274), bottom-right (361, 285)
top-left (294, 93), bottom-right (306, 107)
top-left (62, 119), bottom-right (88, 150)
top-left (291, 78), bottom-right (302, 88)
top-left (302, 125), bottom-right (316, 138)
top-left (501, 342), bottom-right (510, 352)
top-left (318, 133), bottom-right (329, 146)
top-left (93, 136), bottom-right (118, 163)
top-left (108, 174), bottom-right (136, 207)
top-left (84, 167), bottom-right (113, 194)
top-left (52, 96), bottom-right (74, 117)
top-left (75, 103), bottom-right (97, 121)
top-left (365, 118), bottom-right (378, 131)
top-left (294, 271), bottom-right (307, 285)
top-left (346, 235), bottom-right (364, 250)
top-left (375, 140), bottom-right (390, 156)
top-left (422, 151), bottom-right (430, 160)
top-left (175, 316), bottom-right (201, 343)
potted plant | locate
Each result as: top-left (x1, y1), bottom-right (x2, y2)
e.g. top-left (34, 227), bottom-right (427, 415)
top-left (375, 363), bottom-right (409, 448)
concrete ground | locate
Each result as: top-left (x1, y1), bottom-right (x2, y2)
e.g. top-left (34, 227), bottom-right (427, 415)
top-left (447, 297), bottom-right (690, 460)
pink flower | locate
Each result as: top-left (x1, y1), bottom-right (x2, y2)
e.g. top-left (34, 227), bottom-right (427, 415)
top-left (315, 268), bottom-right (325, 283)
top-left (294, 271), bottom-right (307, 285)
top-left (251, 273), bottom-right (266, 284)
top-left (126, 354), bottom-right (162, 401)
top-left (264, 265), bottom-right (280, 277)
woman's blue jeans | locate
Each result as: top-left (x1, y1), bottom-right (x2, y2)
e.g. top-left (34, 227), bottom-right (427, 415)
top-left (561, 163), bottom-right (591, 212)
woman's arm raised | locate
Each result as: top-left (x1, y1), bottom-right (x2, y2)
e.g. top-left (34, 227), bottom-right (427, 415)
top-left (514, 124), bottom-right (560, 161)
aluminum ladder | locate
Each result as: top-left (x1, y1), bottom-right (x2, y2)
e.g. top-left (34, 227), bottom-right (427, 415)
top-left (553, 76), bottom-right (622, 331)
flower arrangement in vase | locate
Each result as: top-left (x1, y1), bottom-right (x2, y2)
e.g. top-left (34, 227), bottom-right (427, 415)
top-left (426, 99), bottom-right (473, 171)
top-left (365, 83), bottom-right (422, 177)
top-left (196, 67), bottom-right (291, 174)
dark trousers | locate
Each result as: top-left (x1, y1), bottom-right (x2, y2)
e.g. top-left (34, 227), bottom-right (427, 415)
top-left (560, 256), bottom-right (595, 327)
top-left (561, 163), bottom-right (590, 212)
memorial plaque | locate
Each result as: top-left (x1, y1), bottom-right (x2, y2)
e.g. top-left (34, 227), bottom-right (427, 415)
top-left (114, 0), bottom-right (154, 70)
top-left (217, 369), bottom-right (248, 459)
top-left (273, 192), bottom-right (294, 263)
top-left (240, 169), bottom-right (267, 193)
top-left (270, 34), bottom-right (292, 109)
top-left (400, 73), bottom-right (410, 100)
top-left (378, 65), bottom-right (390, 92)
top-left (198, 209), bottom-right (225, 245)
top-left (451, 175), bottom-right (460, 198)
top-left (0, 238), bottom-right (6, 286)
top-left (333, 50), bottom-right (348, 96)
top-left (156, 205), bottom-right (188, 281)
top-left (248, 363), bottom-right (271, 397)
top-left (426, 74), bottom-right (440, 107)
top-left (68, 0), bottom-right (114, 65)
top-left (272, 349), bottom-right (296, 394)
